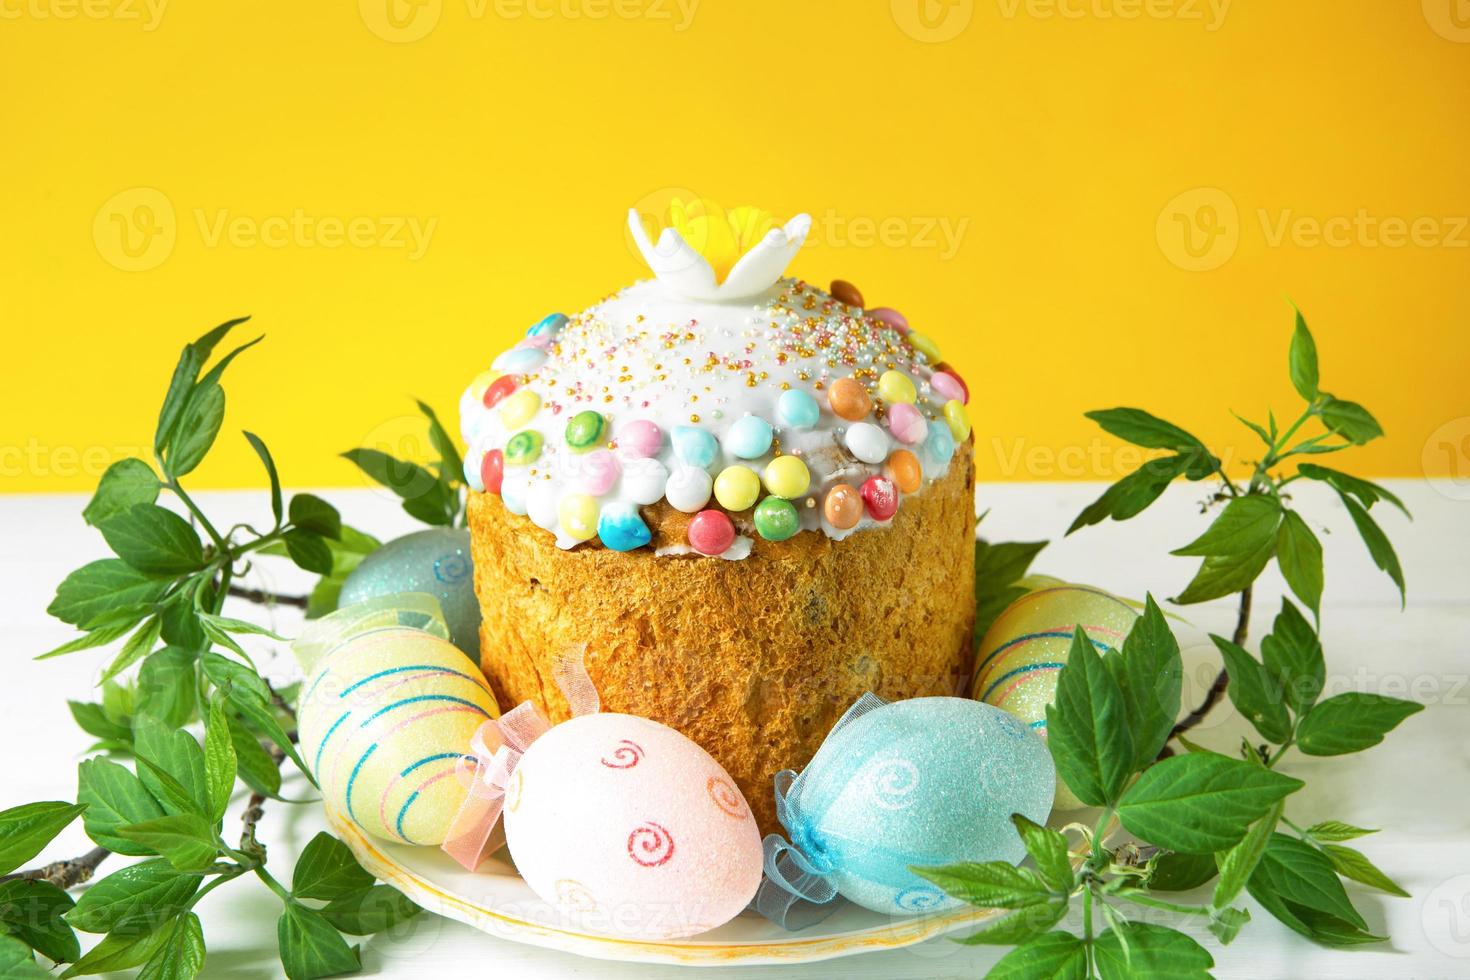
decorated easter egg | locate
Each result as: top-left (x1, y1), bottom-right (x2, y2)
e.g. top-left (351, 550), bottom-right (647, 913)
top-left (773, 696), bottom-right (1054, 916)
top-left (295, 596), bottom-right (500, 847)
top-left (503, 713), bottom-right (764, 940)
top-left (971, 584), bottom-right (1139, 810)
top-left (339, 528), bottom-right (482, 658)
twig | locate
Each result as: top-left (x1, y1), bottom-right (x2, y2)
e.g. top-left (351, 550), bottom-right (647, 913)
top-left (1164, 584), bottom-right (1253, 749)
top-left (0, 846), bottom-right (110, 888)
top-left (227, 585), bottom-right (308, 609)
top-left (241, 742), bottom-right (287, 854)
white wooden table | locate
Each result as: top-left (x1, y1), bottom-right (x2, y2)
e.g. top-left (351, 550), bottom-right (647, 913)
top-left (3, 480), bottom-right (1466, 978)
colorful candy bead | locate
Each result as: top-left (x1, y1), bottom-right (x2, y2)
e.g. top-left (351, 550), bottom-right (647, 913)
top-left (558, 493), bottom-right (600, 541)
top-left (598, 502), bottom-right (651, 552)
top-left (672, 425), bottom-right (719, 469)
top-left (483, 374), bottom-right (518, 410)
top-left (501, 474), bottom-right (528, 515)
top-left (713, 465), bottom-right (761, 512)
top-left (877, 370), bottom-right (917, 405)
top-left (469, 370), bottom-right (499, 402)
top-left (565, 410), bottom-right (607, 452)
top-left (753, 497), bottom-right (799, 542)
top-left (493, 347), bottom-right (547, 373)
top-left (622, 457), bottom-right (670, 505)
top-left (934, 363), bottom-right (969, 404)
top-left (943, 400), bottom-right (972, 442)
top-left (617, 419), bottom-right (663, 458)
top-left (499, 389), bottom-right (541, 430)
top-left (480, 449), bottom-right (504, 495)
top-left (886, 449), bottom-right (922, 493)
top-left (924, 420), bottom-right (956, 466)
top-left (504, 430), bottom-right (543, 466)
top-left (861, 475), bottom-right (899, 521)
top-left (527, 313), bottom-right (567, 338)
top-left (777, 389), bottom-right (820, 429)
top-left (726, 415), bottom-right (774, 459)
top-left (823, 484), bottom-right (863, 530)
top-left (688, 510), bottom-right (736, 556)
top-left (665, 465), bottom-right (713, 513)
top-left (830, 279), bottom-right (864, 307)
top-left (580, 449), bottom-right (621, 496)
top-left (907, 332), bottom-right (941, 364)
top-left (867, 307), bottom-right (909, 333)
top-left (519, 334), bottom-right (550, 351)
top-left (762, 455), bottom-right (810, 499)
top-left (844, 422), bottom-right (889, 464)
top-left (827, 378), bottom-right (872, 422)
top-left (887, 402), bottom-right (926, 444)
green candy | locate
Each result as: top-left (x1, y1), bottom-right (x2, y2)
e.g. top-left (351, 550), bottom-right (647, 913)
top-left (754, 496), bottom-right (800, 542)
top-left (504, 430), bottom-right (543, 465)
top-left (565, 410), bottom-right (606, 452)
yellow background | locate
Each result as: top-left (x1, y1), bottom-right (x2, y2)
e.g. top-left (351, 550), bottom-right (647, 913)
top-left (4, 0), bottom-right (1468, 492)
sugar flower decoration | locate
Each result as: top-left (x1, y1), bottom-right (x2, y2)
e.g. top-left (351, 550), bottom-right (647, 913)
top-left (629, 197), bottom-right (812, 302)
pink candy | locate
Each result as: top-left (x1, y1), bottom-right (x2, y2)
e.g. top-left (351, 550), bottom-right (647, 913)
top-left (519, 335), bottom-right (551, 351)
top-left (887, 402), bottom-right (926, 444)
top-left (931, 370), bottom-right (966, 405)
top-left (580, 450), bottom-right (621, 496)
top-left (867, 307), bottom-right (909, 334)
top-left (687, 510), bottom-right (735, 556)
top-left (617, 419), bottom-right (664, 458)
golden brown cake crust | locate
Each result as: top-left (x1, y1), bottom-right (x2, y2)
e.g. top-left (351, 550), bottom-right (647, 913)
top-left (471, 442), bottom-right (977, 834)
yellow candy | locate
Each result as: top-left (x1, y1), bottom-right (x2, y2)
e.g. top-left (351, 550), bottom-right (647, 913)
top-left (714, 464), bottom-right (761, 511)
top-left (762, 454), bottom-right (810, 499)
top-left (469, 370), bottom-right (500, 402)
top-left (499, 389), bottom-right (542, 430)
top-left (943, 399), bottom-right (971, 442)
top-left (558, 493), bottom-right (600, 541)
top-left (877, 370), bottom-right (917, 405)
top-left (908, 332), bottom-right (942, 364)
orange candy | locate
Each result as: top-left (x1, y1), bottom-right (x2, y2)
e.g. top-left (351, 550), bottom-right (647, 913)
top-left (886, 449), bottom-right (922, 493)
top-left (823, 484), bottom-right (863, 529)
top-left (830, 279), bottom-right (864, 308)
top-left (827, 377), bottom-right (872, 421)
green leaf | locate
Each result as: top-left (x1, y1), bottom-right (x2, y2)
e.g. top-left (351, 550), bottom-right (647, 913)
top-left (136, 647), bottom-right (199, 728)
top-left (203, 700), bottom-right (237, 822)
top-left (285, 529), bottom-right (334, 576)
top-left (1233, 410), bottom-right (1273, 447)
top-left (115, 814), bottom-right (218, 871)
top-left (83, 459), bottom-right (162, 528)
top-left (66, 860), bottom-right (201, 936)
top-left (1248, 833), bottom-right (1368, 933)
top-left (1094, 921), bottom-right (1213, 980)
top-left (417, 400), bottom-right (465, 486)
top-left (1146, 850), bottom-right (1218, 891)
top-left (197, 612), bottom-right (286, 642)
top-left (0, 934), bottom-right (49, 978)
top-left (0, 879), bottom-right (80, 964)
top-left (1085, 408), bottom-right (1206, 451)
top-left (1305, 820), bottom-right (1377, 843)
top-left (1319, 397), bottom-right (1383, 445)
top-left (1210, 635), bottom-right (1291, 744)
top-left (1213, 799), bottom-right (1283, 909)
top-left (1288, 906), bottom-right (1387, 946)
top-left (1107, 594), bottom-right (1181, 768)
top-left (243, 431), bottom-right (284, 525)
top-left (1288, 308), bottom-right (1319, 401)
top-left (1275, 511), bottom-right (1324, 618)
top-left (98, 505), bottom-right (205, 576)
top-left (1009, 815), bottom-right (1073, 892)
top-left (163, 381), bottom-right (225, 479)
top-left (1207, 905), bottom-right (1250, 945)
top-left (1297, 463), bottom-right (1410, 517)
top-left (1260, 600), bottom-right (1325, 715)
top-left (133, 717), bottom-right (207, 817)
top-left (47, 559), bottom-right (172, 631)
top-left (155, 317), bottom-right (249, 453)
top-left (136, 911), bottom-right (205, 980)
top-left (158, 592), bottom-right (209, 652)
top-left (318, 886), bottom-right (421, 935)
top-left (36, 622), bottom-right (137, 661)
top-left (0, 802), bottom-right (88, 876)
top-left (340, 447), bottom-right (454, 526)
top-left (77, 758), bottom-right (165, 855)
top-left (292, 834), bottom-right (375, 902)
top-left (1341, 496), bottom-right (1406, 603)
top-left (99, 616), bottom-right (163, 685)
top-left (954, 900), bottom-right (1067, 946)
top-left (1171, 495), bottom-right (1281, 604)
top-left (1296, 692), bottom-right (1423, 756)
top-left (1320, 843), bottom-right (1408, 897)
top-left (974, 538), bottom-right (1048, 602)
top-left (1067, 454), bottom-right (1195, 535)
top-left (1116, 753), bottom-right (1303, 853)
top-left (58, 927), bottom-right (169, 978)
top-left (196, 333), bottom-right (264, 391)
top-left (203, 654), bottom-right (311, 780)
top-left (400, 481), bottom-right (457, 527)
top-left (68, 701), bottom-right (132, 742)
top-left (1045, 627), bottom-right (1134, 807)
top-left (987, 931), bottom-right (1088, 980)
top-left (289, 494), bottom-right (342, 540)
top-left (278, 901), bottom-right (360, 980)
top-left (228, 716), bottom-right (283, 798)
top-left (910, 862), bottom-right (1055, 910)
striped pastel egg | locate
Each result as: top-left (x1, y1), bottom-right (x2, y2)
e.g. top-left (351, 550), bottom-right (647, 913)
top-left (970, 584), bottom-right (1138, 809)
top-left (298, 627), bottom-right (500, 846)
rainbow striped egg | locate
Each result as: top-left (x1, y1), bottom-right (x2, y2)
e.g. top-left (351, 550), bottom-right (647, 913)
top-left (970, 584), bottom-right (1138, 809)
top-left (298, 627), bottom-right (500, 846)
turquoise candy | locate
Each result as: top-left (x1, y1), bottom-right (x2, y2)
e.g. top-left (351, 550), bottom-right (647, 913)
top-left (672, 425), bottom-right (719, 469)
top-left (726, 415), bottom-right (774, 459)
top-left (923, 419), bottom-right (956, 467)
top-left (527, 313), bottom-right (567, 338)
top-left (597, 502), bottom-right (652, 552)
top-left (338, 528), bottom-right (482, 658)
top-left (773, 696), bottom-right (1054, 916)
top-left (777, 389), bottom-right (820, 429)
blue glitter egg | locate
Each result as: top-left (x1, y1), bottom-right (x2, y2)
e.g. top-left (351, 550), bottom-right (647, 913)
top-left (672, 425), bottom-right (719, 469)
top-left (338, 528), bottom-right (482, 659)
top-left (775, 696), bottom-right (1055, 916)
top-left (597, 502), bottom-right (652, 552)
top-left (923, 419), bottom-right (956, 466)
top-left (777, 389), bottom-right (820, 429)
top-left (527, 313), bottom-right (567, 338)
top-left (726, 415), bottom-right (774, 459)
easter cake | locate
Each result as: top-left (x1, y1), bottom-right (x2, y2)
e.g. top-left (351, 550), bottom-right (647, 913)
top-left (460, 201), bottom-right (976, 833)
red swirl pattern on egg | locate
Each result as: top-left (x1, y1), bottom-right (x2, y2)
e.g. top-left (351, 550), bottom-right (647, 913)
top-left (706, 775), bottom-right (747, 820)
top-left (626, 821), bottom-right (676, 867)
top-left (600, 739), bottom-right (644, 769)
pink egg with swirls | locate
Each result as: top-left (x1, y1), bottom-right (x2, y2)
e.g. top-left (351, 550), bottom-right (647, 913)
top-left (502, 713), bottom-right (763, 940)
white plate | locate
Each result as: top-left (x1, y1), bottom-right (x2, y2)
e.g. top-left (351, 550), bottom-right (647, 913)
top-left (325, 806), bottom-right (1001, 966)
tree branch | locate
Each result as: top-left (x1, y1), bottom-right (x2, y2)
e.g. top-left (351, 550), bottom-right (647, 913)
top-left (0, 845), bottom-right (110, 888)
top-left (227, 585), bottom-right (308, 609)
top-left (1164, 584), bottom-right (1253, 750)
